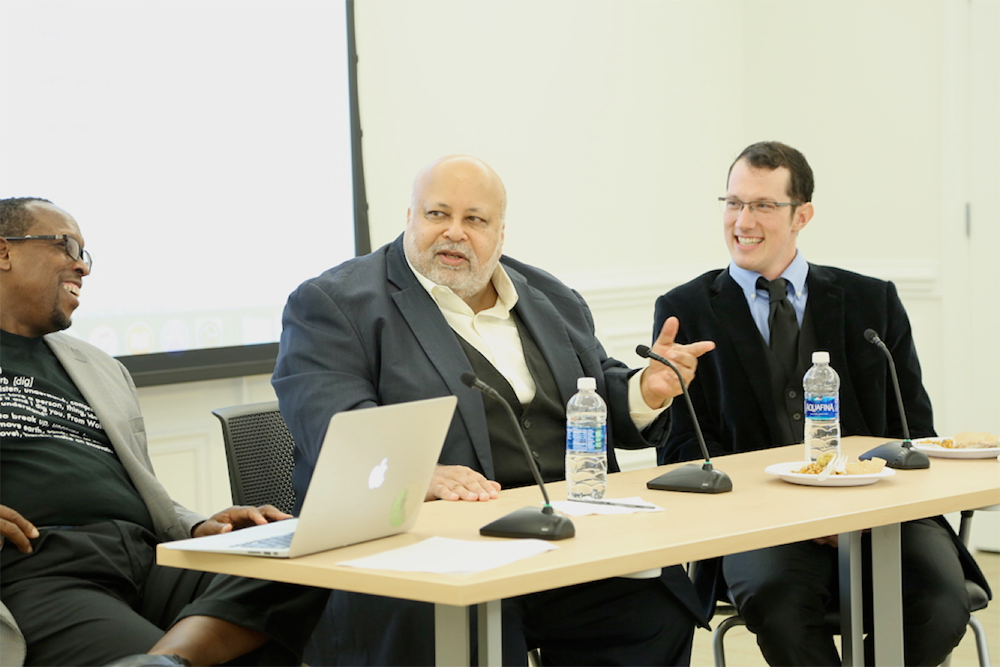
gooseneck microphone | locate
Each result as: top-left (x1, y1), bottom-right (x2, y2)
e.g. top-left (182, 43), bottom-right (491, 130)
top-left (460, 372), bottom-right (575, 540)
top-left (635, 345), bottom-right (732, 494)
top-left (859, 329), bottom-right (930, 469)
top-left (865, 329), bottom-right (911, 440)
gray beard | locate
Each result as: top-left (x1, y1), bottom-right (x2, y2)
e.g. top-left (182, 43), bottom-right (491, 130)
top-left (404, 235), bottom-right (502, 300)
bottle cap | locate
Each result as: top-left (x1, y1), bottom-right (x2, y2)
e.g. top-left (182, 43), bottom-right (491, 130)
top-left (812, 351), bottom-right (830, 364)
top-left (577, 377), bottom-right (597, 390)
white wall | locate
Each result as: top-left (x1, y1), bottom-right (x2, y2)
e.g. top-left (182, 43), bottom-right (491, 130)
top-left (349, 0), bottom-right (991, 421)
top-left (140, 0), bottom-right (998, 545)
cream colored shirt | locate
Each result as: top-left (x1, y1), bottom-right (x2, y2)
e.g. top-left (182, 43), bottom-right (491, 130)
top-left (407, 258), bottom-right (667, 579)
top-left (405, 258), bottom-right (669, 428)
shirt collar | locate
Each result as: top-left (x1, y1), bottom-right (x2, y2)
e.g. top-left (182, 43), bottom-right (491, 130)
top-left (405, 255), bottom-right (519, 317)
top-left (728, 250), bottom-right (809, 299)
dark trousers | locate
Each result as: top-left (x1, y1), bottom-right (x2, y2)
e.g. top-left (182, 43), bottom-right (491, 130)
top-left (304, 575), bottom-right (697, 666)
top-left (722, 518), bottom-right (970, 667)
top-left (0, 521), bottom-right (328, 667)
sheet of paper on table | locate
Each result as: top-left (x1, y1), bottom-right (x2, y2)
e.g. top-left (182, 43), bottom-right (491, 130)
top-left (338, 536), bottom-right (559, 574)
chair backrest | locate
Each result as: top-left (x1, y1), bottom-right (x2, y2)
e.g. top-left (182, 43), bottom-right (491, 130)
top-left (211, 401), bottom-right (296, 514)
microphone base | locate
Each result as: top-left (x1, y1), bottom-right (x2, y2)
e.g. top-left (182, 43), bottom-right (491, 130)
top-left (479, 507), bottom-right (576, 540)
top-left (860, 441), bottom-right (930, 469)
top-left (647, 463), bottom-right (733, 494)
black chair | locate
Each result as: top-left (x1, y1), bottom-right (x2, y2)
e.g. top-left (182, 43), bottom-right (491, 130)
top-left (712, 509), bottom-right (993, 667)
top-left (212, 401), bottom-right (297, 514)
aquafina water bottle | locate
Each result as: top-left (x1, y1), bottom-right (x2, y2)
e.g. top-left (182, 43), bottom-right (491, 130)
top-left (803, 351), bottom-right (841, 462)
top-left (565, 377), bottom-right (607, 500)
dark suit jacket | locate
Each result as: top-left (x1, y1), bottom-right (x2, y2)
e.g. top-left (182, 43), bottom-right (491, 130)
top-left (653, 264), bottom-right (988, 614)
top-left (271, 235), bottom-right (706, 636)
top-left (274, 235), bottom-right (672, 491)
top-left (654, 264), bottom-right (933, 464)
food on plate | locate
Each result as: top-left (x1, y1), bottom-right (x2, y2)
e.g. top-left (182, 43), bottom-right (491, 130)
top-left (844, 458), bottom-right (887, 474)
top-left (796, 451), bottom-right (835, 474)
top-left (796, 461), bottom-right (826, 474)
top-left (794, 456), bottom-right (886, 475)
top-left (920, 432), bottom-right (1000, 449)
top-left (948, 432), bottom-right (999, 448)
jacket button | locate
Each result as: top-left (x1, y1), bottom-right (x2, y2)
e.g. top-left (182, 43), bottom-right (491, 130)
top-left (788, 390), bottom-right (797, 398)
top-left (792, 412), bottom-right (802, 420)
top-left (522, 418), bottom-right (532, 429)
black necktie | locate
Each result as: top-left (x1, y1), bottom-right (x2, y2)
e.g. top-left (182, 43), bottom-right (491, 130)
top-left (757, 276), bottom-right (799, 379)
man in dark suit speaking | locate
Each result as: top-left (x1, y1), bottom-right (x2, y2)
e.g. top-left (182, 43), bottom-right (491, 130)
top-left (651, 141), bottom-right (987, 665)
top-left (272, 155), bottom-right (715, 666)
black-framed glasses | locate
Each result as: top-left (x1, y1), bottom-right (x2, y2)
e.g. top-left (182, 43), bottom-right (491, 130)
top-left (718, 197), bottom-right (801, 217)
top-left (3, 234), bottom-right (93, 270)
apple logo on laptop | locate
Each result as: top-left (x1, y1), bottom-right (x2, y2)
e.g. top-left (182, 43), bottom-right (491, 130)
top-left (368, 457), bottom-right (389, 489)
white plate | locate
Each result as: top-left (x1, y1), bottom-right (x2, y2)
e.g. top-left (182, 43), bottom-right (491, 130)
top-left (764, 461), bottom-right (896, 487)
top-left (912, 438), bottom-right (1000, 459)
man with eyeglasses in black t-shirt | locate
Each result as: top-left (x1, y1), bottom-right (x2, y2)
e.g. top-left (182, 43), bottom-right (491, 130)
top-left (0, 197), bottom-right (327, 667)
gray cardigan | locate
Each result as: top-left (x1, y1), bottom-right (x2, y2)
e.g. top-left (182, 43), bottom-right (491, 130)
top-left (0, 332), bottom-right (206, 665)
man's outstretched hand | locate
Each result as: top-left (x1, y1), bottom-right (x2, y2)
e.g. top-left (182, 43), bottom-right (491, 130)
top-left (639, 316), bottom-right (716, 409)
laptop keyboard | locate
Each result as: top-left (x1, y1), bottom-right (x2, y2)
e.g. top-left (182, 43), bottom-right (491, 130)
top-left (235, 532), bottom-right (294, 549)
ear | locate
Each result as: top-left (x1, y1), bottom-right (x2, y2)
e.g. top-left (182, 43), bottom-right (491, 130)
top-left (791, 202), bottom-right (814, 232)
top-left (0, 238), bottom-right (12, 271)
top-left (405, 208), bottom-right (412, 228)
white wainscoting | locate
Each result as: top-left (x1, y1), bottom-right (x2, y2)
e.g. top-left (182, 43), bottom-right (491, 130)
top-left (146, 432), bottom-right (213, 514)
top-left (142, 374), bottom-right (278, 517)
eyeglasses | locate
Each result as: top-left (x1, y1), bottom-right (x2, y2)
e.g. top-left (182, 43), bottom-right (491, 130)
top-left (3, 234), bottom-right (93, 271)
top-left (718, 197), bottom-right (801, 217)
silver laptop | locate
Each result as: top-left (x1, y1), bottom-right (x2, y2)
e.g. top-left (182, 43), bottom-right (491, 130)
top-left (163, 396), bottom-right (457, 558)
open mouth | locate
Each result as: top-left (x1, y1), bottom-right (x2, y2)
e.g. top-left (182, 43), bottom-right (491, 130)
top-left (737, 236), bottom-right (763, 247)
top-left (63, 282), bottom-right (81, 297)
top-left (435, 249), bottom-right (469, 266)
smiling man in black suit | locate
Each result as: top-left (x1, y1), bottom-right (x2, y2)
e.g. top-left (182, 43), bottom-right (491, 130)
top-left (651, 141), bottom-right (989, 666)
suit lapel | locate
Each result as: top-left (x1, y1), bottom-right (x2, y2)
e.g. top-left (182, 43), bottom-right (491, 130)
top-left (46, 335), bottom-right (136, 456)
top-left (708, 271), bottom-right (786, 442)
top-left (506, 270), bottom-right (581, 406)
top-left (386, 240), bottom-right (495, 477)
top-left (805, 265), bottom-right (854, 408)
top-left (43, 333), bottom-right (187, 540)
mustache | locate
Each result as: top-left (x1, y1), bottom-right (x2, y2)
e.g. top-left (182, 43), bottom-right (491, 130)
top-left (431, 242), bottom-right (475, 262)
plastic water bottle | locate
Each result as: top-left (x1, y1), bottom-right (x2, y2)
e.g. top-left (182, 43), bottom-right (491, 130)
top-left (565, 377), bottom-right (608, 500)
top-left (803, 351), bottom-right (841, 462)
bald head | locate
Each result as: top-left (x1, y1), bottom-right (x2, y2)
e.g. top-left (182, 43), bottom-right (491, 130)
top-left (410, 155), bottom-right (507, 224)
top-left (404, 155), bottom-right (507, 313)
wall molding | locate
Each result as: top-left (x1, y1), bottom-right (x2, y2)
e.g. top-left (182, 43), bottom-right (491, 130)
top-left (553, 259), bottom-right (943, 363)
top-left (147, 430), bottom-right (215, 514)
top-left (558, 259), bottom-right (942, 305)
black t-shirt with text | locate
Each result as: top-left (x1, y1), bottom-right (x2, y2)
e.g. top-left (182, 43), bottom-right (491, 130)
top-left (0, 330), bottom-right (154, 531)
